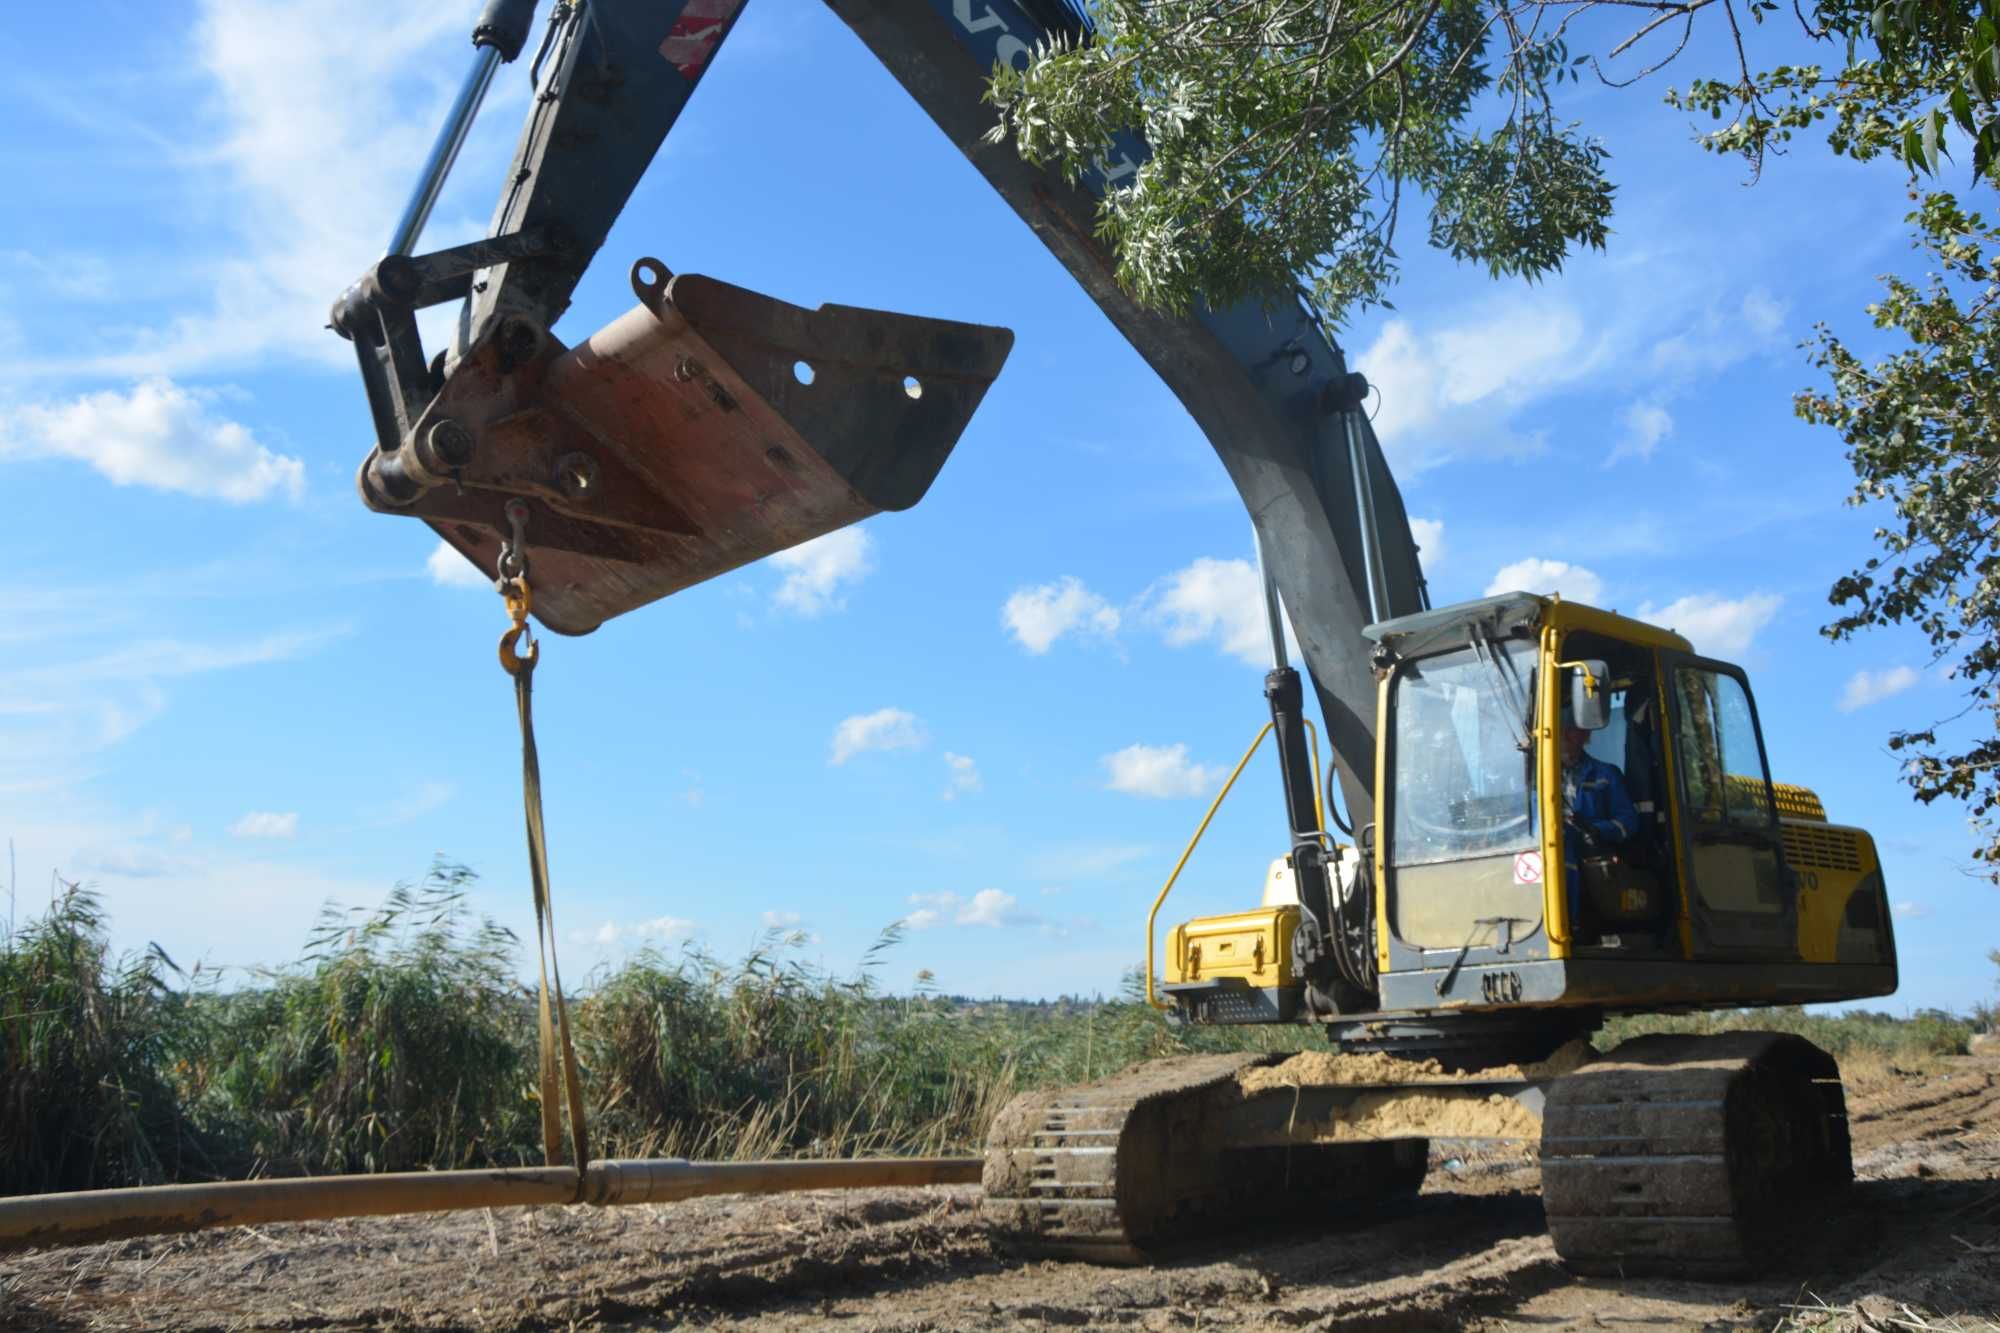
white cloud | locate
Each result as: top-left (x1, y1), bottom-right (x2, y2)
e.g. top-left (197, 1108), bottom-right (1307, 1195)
top-left (228, 811), bottom-right (297, 840)
top-left (2, 250), bottom-right (115, 300)
top-left (21, 2), bottom-right (487, 380)
top-left (1486, 558), bottom-right (1605, 606)
top-left (0, 624), bottom-right (347, 766)
top-left (900, 889), bottom-right (1040, 930)
top-left (1103, 743), bottom-right (1220, 799)
top-left (829, 707), bottom-right (926, 765)
top-left (958, 888), bottom-right (1024, 928)
top-left (770, 527), bottom-right (875, 616)
top-left (1148, 557), bottom-right (1268, 666)
top-left (1839, 665), bottom-right (1921, 713)
top-left (1740, 288), bottom-right (1787, 338)
top-left (942, 751), bottom-right (981, 800)
top-left (1027, 843), bottom-right (1153, 879)
top-left (1610, 400), bottom-right (1673, 465)
top-left (51, 628), bottom-right (346, 685)
top-left (72, 844), bottom-right (184, 879)
top-left (761, 909), bottom-right (802, 929)
top-left (585, 915), bottom-right (697, 949)
top-left (426, 540), bottom-right (489, 589)
top-left (1652, 289), bottom-right (1793, 376)
top-left (1356, 301), bottom-right (1597, 469)
top-left (362, 779), bottom-right (455, 827)
top-left (901, 890), bottom-right (957, 931)
top-left (1893, 900), bottom-right (1931, 920)
top-left (1348, 260), bottom-right (1798, 476)
top-left (4, 797), bottom-right (422, 978)
top-left (1001, 576), bottom-right (1120, 653)
top-left (1637, 593), bottom-right (1783, 658)
top-left (1409, 517), bottom-right (1446, 570)
top-left (1, 379), bottom-right (303, 502)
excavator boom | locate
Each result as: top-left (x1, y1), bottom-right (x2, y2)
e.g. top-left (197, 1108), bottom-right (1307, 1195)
top-left (332, 0), bottom-right (1428, 829)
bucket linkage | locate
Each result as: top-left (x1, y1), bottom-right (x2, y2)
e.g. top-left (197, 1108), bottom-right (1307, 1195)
top-left (355, 257), bottom-right (1013, 635)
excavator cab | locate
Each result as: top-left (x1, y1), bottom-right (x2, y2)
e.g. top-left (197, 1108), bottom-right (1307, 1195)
top-left (1162, 593), bottom-right (1896, 1037)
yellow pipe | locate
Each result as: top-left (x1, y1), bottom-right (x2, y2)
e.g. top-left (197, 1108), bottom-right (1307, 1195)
top-left (1146, 722), bottom-right (1275, 1010)
top-left (0, 1157), bottom-right (983, 1253)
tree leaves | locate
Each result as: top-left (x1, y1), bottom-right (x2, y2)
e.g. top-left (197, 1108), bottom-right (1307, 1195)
top-left (985, 0), bottom-right (1613, 327)
top-left (1805, 193), bottom-right (2000, 881)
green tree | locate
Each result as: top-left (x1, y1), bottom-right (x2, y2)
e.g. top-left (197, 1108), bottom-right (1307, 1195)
top-left (1675, 0), bottom-right (2000, 880)
top-left (1804, 194), bottom-right (2000, 882)
top-left (985, 0), bottom-right (1618, 325)
top-left (993, 2), bottom-right (2000, 875)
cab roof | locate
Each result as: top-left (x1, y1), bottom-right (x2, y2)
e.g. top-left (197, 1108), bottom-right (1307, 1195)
top-left (1365, 593), bottom-right (1696, 656)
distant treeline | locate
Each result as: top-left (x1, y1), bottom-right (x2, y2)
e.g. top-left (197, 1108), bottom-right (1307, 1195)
top-left (1, 860), bottom-right (1988, 1197)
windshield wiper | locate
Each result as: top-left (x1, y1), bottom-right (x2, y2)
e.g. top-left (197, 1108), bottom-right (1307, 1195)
top-left (1471, 627), bottom-right (1533, 752)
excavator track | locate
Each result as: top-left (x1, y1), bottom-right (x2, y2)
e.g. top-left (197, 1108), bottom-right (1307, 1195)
top-left (981, 1053), bottom-right (1428, 1263)
top-left (1539, 1031), bottom-right (1851, 1277)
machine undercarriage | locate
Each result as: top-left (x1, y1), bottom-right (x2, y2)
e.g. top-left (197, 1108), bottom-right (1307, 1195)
top-left (980, 1030), bottom-right (1854, 1276)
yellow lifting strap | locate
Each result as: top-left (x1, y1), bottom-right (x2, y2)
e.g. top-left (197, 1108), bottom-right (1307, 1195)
top-left (497, 571), bottom-right (592, 1180)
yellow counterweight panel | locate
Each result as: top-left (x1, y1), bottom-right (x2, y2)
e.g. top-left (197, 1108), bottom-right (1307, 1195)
top-left (1771, 781), bottom-right (1829, 822)
top-left (1166, 906), bottom-right (1301, 988)
top-left (1718, 774), bottom-right (1827, 822)
top-left (1784, 819), bottom-right (1885, 964)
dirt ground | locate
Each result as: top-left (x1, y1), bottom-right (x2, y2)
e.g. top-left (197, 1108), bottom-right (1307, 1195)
top-left (3, 1053), bottom-right (1996, 1332)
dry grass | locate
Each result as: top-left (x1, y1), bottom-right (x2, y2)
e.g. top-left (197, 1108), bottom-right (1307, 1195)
top-left (1779, 1295), bottom-right (2000, 1331)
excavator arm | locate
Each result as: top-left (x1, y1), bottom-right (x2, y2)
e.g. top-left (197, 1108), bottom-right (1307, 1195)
top-left (834, 1), bottom-right (1432, 818)
top-left (331, 0), bottom-right (1431, 1003)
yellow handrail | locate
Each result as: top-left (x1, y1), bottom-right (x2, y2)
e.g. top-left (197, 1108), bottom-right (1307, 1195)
top-left (1144, 718), bottom-right (1338, 1010)
top-left (1142, 722), bottom-right (1266, 1008)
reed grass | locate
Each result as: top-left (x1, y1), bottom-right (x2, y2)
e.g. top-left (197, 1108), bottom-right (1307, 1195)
top-left (1, 861), bottom-right (1989, 1195)
top-left (0, 879), bottom-right (215, 1192)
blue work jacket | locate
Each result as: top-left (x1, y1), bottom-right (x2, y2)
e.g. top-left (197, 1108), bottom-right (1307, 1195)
top-left (1564, 754), bottom-right (1639, 845)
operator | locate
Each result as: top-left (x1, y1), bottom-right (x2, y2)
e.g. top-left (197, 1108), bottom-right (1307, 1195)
top-left (1561, 705), bottom-right (1638, 932)
top-left (1562, 711), bottom-right (1637, 846)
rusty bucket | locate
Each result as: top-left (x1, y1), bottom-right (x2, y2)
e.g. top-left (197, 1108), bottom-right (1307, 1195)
top-left (360, 259), bottom-right (1014, 634)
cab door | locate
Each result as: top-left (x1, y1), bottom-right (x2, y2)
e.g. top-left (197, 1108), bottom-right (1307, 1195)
top-left (1661, 655), bottom-right (1799, 959)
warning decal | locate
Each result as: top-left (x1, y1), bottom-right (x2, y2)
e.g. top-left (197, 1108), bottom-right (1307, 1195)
top-left (1513, 851), bottom-right (1543, 885)
top-left (660, 0), bottom-right (745, 82)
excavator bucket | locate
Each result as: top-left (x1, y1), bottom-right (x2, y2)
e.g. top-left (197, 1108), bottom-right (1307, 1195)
top-left (359, 259), bottom-right (1014, 635)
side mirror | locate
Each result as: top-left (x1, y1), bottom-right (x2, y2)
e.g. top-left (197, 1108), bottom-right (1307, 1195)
top-left (1569, 660), bottom-right (1611, 731)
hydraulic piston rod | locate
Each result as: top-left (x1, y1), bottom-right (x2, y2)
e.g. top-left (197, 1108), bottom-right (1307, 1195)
top-left (0, 1156), bottom-right (982, 1253)
top-left (386, 0), bottom-right (539, 257)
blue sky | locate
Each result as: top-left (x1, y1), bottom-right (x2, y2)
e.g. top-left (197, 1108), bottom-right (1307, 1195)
top-left (1, 1), bottom-right (1993, 1013)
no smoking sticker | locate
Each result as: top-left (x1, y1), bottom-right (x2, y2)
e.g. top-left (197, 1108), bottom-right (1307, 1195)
top-left (1513, 851), bottom-right (1543, 885)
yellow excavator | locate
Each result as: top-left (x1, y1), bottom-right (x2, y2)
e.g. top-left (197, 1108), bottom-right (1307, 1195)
top-left (979, 588), bottom-right (1894, 1271)
top-left (323, 0), bottom-right (1897, 1278)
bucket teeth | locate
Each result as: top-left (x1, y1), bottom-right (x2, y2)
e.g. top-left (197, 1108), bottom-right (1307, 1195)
top-left (361, 261), bottom-right (1012, 635)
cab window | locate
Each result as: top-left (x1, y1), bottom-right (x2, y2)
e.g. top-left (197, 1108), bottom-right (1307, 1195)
top-left (1390, 641), bottom-right (1537, 865)
top-left (1672, 668), bottom-right (1774, 828)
